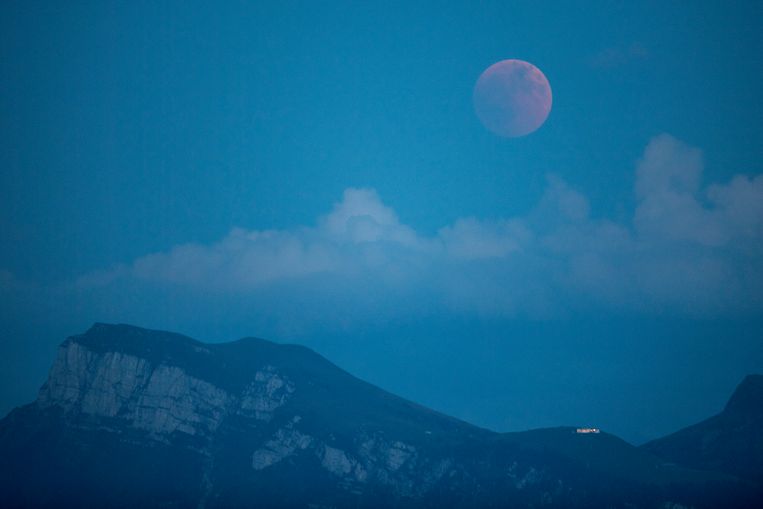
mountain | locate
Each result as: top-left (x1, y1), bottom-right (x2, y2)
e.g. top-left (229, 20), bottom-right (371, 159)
top-left (642, 375), bottom-right (763, 484)
top-left (0, 323), bottom-right (758, 508)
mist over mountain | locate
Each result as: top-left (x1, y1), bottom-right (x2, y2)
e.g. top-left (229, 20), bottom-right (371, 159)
top-left (0, 324), bottom-right (760, 508)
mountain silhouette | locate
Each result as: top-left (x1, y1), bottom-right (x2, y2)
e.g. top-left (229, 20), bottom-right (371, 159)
top-left (0, 324), bottom-right (759, 508)
top-left (643, 374), bottom-right (763, 485)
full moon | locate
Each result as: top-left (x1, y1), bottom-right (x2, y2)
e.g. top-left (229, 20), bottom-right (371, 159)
top-left (473, 59), bottom-right (552, 138)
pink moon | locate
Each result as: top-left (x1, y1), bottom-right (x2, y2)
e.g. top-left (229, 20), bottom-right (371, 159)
top-left (473, 59), bottom-right (552, 138)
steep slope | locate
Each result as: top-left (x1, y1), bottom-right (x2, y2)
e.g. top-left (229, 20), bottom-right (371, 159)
top-left (0, 324), bottom-right (755, 508)
top-left (642, 374), bottom-right (763, 484)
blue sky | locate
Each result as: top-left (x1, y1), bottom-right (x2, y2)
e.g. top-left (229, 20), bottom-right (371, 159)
top-left (1, 1), bottom-right (762, 443)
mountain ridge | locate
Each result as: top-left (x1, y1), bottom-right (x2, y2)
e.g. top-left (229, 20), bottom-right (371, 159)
top-left (1, 323), bottom-right (760, 508)
top-left (642, 374), bottom-right (763, 485)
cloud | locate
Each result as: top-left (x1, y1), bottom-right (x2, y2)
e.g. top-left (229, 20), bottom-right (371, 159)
top-left (124, 188), bottom-right (432, 291)
top-left (439, 217), bottom-right (529, 260)
top-left (634, 134), bottom-right (763, 250)
top-left (75, 134), bottom-right (763, 323)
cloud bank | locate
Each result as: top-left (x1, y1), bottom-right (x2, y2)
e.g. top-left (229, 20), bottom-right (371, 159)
top-left (77, 134), bottom-right (763, 321)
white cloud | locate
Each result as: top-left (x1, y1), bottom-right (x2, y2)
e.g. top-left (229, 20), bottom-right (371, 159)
top-left (439, 218), bottom-right (529, 260)
top-left (634, 135), bottom-right (763, 255)
top-left (77, 134), bottom-right (763, 319)
top-left (320, 188), bottom-right (418, 244)
top-left (634, 133), bottom-right (724, 245)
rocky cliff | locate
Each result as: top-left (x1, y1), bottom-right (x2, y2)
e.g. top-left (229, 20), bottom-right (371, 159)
top-left (0, 324), bottom-right (758, 508)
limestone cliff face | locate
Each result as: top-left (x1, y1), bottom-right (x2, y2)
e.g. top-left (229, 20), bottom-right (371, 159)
top-left (37, 339), bottom-right (302, 438)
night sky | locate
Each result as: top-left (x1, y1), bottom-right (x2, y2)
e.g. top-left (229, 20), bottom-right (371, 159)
top-left (1, 1), bottom-right (762, 444)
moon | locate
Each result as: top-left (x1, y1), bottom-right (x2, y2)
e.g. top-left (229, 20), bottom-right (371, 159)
top-left (473, 59), bottom-right (552, 138)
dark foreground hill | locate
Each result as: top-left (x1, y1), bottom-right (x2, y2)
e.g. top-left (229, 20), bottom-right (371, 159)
top-left (642, 374), bottom-right (763, 485)
top-left (0, 323), bottom-right (759, 508)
